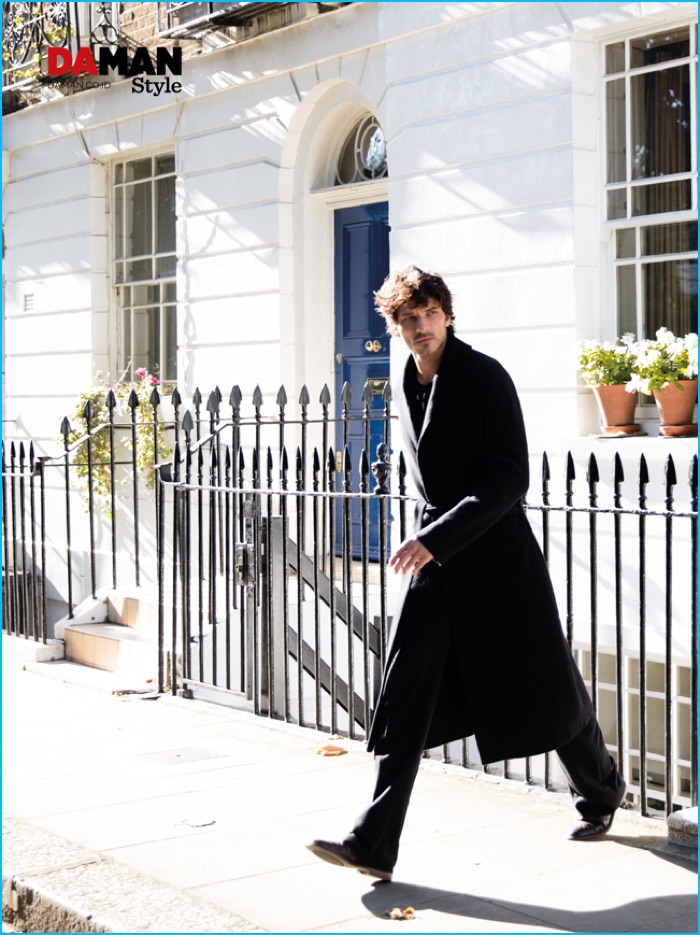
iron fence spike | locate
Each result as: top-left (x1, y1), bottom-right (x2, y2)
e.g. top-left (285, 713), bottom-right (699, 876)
top-left (171, 387), bottom-right (182, 407)
top-left (299, 385), bottom-right (310, 407)
top-left (182, 410), bottom-right (194, 435)
top-left (276, 385), bottom-right (288, 407)
top-left (229, 385), bottom-right (243, 408)
top-left (253, 385), bottom-right (263, 408)
top-left (382, 381), bottom-right (393, 403)
top-left (586, 453), bottom-right (600, 486)
top-left (60, 417), bottom-right (71, 439)
top-left (362, 381), bottom-right (373, 405)
top-left (128, 389), bottom-right (139, 410)
top-left (542, 451), bottom-right (550, 483)
top-left (341, 381), bottom-right (352, 406)
top-left (319, 384), bottom-right (332, 406)
top-left (613, 452), bottom-right (624, 486)
top-left (282, 446), bottom-right (289, 472)
top-left (689, 454), bottom-right (698, 491)
top-left (193, 387), bottom-right (202, 406)
top-left (83, 399), bottom-right (92, 421)
top-left (150, 386), bottom-right (161, 408)
top-left (105, 389), bottom-right (116, 410)
top-left (313, 447), bottom-right (320, 474)
top-left (566, 451), bottom-right (576, 483)
top-left (639, 453), bottom-right (650, 487)
top-left (665, 453), bottom-right (677, 488)
top-left (206, 390), bottom-right (219, 413)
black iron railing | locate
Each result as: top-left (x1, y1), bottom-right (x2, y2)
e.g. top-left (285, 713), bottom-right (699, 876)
top-left (2, 2), bottom-right (120, 92)
top-left (2, 381), bottom-right (697, 818)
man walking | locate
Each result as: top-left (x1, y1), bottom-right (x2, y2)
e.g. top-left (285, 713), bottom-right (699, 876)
top-left (308, 267), bottom-right (626, 883)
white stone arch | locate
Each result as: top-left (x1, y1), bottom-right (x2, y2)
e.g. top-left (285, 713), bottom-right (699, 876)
top-left (278, 80), bottom-right (388, 404)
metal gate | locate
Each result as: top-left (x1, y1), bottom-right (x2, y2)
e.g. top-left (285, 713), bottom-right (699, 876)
top-left (156, 381), bottom-right (404, 741)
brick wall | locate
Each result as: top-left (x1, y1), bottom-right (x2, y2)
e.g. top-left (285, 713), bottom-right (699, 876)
top-left (119, 3), bottom-right (202, 62)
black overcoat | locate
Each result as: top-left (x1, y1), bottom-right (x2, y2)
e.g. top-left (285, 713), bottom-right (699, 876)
top-left (366, 331), bottom-right (594, 764)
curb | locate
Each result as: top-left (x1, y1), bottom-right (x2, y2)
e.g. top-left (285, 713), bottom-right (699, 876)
top-left (2, 818), bottom-right (263, 934)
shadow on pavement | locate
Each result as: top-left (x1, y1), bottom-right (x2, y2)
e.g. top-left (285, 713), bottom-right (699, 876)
top-left (361, 884), bottom-right (697, 933)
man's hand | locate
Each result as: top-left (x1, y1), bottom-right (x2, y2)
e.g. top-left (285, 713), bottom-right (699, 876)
top-left (389, 538), bottom-right (434, 576)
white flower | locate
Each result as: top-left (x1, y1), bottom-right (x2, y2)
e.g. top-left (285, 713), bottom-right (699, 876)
top-left (626, 374), bottom-right (650, 395)
top-left (656, 327), bottom-right (675, 346)
top-left (620, 332), bottom-right (637, 348)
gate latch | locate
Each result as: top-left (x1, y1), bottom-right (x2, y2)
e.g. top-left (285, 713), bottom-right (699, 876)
top-left (235, 543), bottom-right (255, 586)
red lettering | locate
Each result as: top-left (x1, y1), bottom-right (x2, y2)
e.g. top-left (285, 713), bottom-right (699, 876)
top-left (71, 47), bottom-right (98, 76)
top-left (47, 47), bottom-right (72, 76)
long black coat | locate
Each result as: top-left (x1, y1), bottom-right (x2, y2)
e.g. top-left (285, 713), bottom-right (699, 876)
top-left (367, 331), bottom-right (594, 764)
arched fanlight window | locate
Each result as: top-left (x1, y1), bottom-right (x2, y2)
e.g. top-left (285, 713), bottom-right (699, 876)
top-left (335, 114), bottom-right (388, 185)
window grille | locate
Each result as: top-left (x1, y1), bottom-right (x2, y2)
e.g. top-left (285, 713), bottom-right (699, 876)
top-left (604, 25), bottom-right (698, 342)
top-left (114, 154), bottom-right (177, 385)
top-left (335, 114), bottom-right (388, 186)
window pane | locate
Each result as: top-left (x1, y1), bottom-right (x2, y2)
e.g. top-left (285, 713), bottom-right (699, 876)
top-left (114, 188), bottom-right (124, 259)
top-left (630, 28), bottom-right (690, 69)
top-left (126, 258), bottom-right (152, 281)
top-left (606, 79), bottom-right (626, 183)
top-left (617, 265), bottom-right (637, 335)
top-left (125, 181), bottom-right (153, 257)
top-left (155, 175), bottom-right (176, 254)
top-left (155, 154), bottom-right (175, 176)
top-left (644, 259), bottom-right (698, 338)
top-left (631, 65), bottom-right (691, 180)
top-left (607, 189), bottom-right (627, 220)
top-left (124, 158), bottom-right (152, 183)
top-left (642, 222), bottom-right (697, 257)
top-left (133, 307), bottom-right (160, 375)
top-left (616, 229), bottom-right (636, 259)
top-left (605, 42), bottom-right (625, 75)
top-left (632, 180), bottom-right (692, 216)
top-left (131, 284), bottom-right (159, 307)
top-left (156, 255), bottom-right (177, 279)
top-left (163, 305), bottom-right (177, 382)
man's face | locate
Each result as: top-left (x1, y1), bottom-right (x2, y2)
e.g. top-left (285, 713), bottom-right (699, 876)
top-left (394, 298), bottom-right (452, 364)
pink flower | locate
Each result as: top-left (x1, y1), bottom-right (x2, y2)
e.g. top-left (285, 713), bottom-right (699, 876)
top-left (135, 367), bottom-right (148, 379)
top-left (148, 375), bottom-right (159, 385)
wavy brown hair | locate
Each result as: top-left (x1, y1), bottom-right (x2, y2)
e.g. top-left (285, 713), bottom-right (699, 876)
top-left (374, 266), bottom-right (454, 332)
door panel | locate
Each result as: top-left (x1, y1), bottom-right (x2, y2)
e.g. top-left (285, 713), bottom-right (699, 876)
top-left (334, 203), bottom-right (390, 558)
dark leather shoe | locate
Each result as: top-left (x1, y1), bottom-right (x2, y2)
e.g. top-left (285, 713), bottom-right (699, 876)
top-left (568, 812), bottom-right (615, 841)
top-left (307, 839), bottom-right (393, 881)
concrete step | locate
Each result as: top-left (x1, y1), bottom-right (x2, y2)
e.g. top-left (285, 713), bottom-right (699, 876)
top-left (64, 622), bottom-right (158, 686)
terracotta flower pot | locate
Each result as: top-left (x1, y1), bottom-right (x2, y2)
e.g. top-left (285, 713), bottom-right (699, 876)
top-left (592, 384), bottom-right (639, 436)
top-left (652, 380), bottom-right (698, 437)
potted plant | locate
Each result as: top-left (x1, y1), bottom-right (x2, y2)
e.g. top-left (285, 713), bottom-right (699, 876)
top-left (627, 329), bottom-right (698, 437)
top-left (577, 335), bottom-right (640, 435)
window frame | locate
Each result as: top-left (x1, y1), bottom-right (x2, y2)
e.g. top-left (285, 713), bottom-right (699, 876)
top-left (112, 152), bottom-right (178, 388)
top-left (602, 22), bottom-right (698, 347)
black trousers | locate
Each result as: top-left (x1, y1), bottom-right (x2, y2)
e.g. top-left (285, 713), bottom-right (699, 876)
top-left (344, 575), bottom-right (626, 874)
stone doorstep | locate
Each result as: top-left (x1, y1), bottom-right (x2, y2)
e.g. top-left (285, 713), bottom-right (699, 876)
top-left (667, 806), bottom-right (699, 852)
top-left (64, 622), bottom-right (158, 684)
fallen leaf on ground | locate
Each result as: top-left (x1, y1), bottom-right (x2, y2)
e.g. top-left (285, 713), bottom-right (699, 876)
top-left (316, 743), bottom-right (347, 756)
top-left (385, 907), bottom-right (415, 920)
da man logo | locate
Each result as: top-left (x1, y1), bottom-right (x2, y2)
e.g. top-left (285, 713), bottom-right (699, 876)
top-left (47, 46), bottom-right (183, 96)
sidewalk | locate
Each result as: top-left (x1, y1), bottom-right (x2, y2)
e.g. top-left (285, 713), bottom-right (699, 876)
top-left (2, 643), bottom-right (697, 934)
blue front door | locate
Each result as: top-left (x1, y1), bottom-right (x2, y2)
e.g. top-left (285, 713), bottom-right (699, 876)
top-left (334, 203), bottom-right (390, 558)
